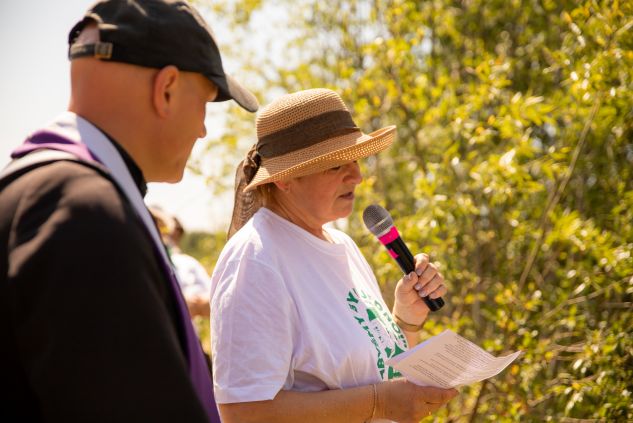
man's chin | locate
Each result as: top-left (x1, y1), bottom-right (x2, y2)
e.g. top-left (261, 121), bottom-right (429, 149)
top-left (166, 171), bottom-right (185, 183)
top-left (147, 167), bottom-right (185, 184)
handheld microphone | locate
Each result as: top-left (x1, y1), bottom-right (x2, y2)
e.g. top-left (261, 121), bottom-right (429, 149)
top-left (363, 204), bottom-right (445, 312)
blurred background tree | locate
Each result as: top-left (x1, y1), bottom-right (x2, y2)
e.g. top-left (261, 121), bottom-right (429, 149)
top-left (192, 0), bottom-right (633, 420)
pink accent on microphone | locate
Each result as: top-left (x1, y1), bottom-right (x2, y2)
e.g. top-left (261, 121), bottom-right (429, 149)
top-left (378, 226), bottom-right (400, 245)
top-left (388, 249), bottom-right (399, 259)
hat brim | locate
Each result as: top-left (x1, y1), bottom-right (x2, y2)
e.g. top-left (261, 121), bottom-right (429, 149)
top-left (244, 125), bottom-right (396, 191)
top-left (211, 73), bottom-right (259, 112)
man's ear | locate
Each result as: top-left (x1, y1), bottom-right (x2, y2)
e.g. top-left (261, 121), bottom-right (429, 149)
top-left (152, 65), bottom-right (180, 118)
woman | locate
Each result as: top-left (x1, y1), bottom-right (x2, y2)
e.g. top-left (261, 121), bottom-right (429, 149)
top-left (210, 89), bottom-right (457, 422)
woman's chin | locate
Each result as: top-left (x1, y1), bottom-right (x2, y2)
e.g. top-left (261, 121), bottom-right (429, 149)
top-left (337, 203), bottom-right (355, 219)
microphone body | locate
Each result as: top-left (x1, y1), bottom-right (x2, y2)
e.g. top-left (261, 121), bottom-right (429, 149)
top-left (363, 205), bottom-right (445, 312)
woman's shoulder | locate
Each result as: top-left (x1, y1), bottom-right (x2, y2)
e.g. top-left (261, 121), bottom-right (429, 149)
top-left (217, 208), bottom-right (285, 264)
top-left (327, 226), bottom-right (358, 249)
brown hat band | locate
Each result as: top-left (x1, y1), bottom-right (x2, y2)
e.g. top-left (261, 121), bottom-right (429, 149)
top-left (257, 110), bottom-right (360, 158)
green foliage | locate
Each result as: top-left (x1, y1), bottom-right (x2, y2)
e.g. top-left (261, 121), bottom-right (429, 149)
top-left (202, 0), bottom-right (633, 420)
top-left (180, 230), bottom-right (227, 274)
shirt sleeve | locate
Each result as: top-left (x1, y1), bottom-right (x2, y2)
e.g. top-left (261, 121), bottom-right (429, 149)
top-left (5, 163), bottom-right (208, 422)
top-left (173, 254), bottom-right (212, 298)
top-left (211, 257), bottom-right (296, 403)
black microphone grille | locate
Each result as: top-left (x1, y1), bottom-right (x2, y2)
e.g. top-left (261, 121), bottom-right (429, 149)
top-left (362, 204), bottom-right (394, 236)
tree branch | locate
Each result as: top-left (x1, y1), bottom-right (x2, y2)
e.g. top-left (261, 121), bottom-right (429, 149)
top-left (517, 94), bottom-right (604, 294)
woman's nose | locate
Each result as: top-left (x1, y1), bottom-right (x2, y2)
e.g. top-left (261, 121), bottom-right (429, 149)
top-left (345, 161), bottom-right (363, 184)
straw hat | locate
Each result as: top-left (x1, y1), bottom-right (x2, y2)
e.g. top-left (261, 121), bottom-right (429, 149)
top-left (243, 88), bottom-right (396, 191)
top-left (228, 88), bottom-right (396, 239)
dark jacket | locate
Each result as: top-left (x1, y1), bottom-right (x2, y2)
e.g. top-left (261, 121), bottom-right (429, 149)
top-left (0, 154), bottom-right (209, 422)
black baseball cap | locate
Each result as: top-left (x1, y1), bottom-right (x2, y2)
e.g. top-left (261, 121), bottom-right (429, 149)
top-left (68, 0), bottom-right (259, 112)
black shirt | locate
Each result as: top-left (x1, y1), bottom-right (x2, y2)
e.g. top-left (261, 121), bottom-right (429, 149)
top-left (0, 137), bottom-right (208, 422)
top-left (106, 131), bottom-right (147, 197)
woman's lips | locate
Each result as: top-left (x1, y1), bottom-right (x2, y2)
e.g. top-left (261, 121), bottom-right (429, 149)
top-left (339, 192), bottom-right (355, 200)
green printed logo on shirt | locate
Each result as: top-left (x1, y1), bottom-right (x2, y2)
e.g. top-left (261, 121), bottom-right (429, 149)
top-left (346, 288), bottom-right (407, 380)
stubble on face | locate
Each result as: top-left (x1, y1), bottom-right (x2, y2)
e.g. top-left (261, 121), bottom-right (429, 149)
top-left (162, 73), bottom-right (219, 182)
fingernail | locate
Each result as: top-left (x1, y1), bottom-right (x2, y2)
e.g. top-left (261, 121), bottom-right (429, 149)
top-left (414, 283), bottom-right (421, 290)
top-left (419, 290), bottom-right (428, 297)
top-left (416, 268), bottom-right (423, 276)
top-left (405, 273), bottom-right (412, 281)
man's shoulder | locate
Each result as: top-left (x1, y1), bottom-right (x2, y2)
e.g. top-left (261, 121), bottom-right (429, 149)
top-left (1, 159), bottom-right (137, 235)
top-left (1, 159), bottom-right (154, 280)
top-left (5, 159), bottom-right (123, 208)
top-left (7, 157), bottom-right (110, 184)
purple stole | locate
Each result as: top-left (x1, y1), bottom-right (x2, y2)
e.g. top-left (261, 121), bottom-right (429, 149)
top-left (10, 113), bottom-right (221, 423)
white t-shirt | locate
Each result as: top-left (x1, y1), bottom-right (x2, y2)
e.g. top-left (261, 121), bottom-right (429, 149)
top-left (210, 208), bottom-right (408, 412)
top-left (171, 252), bottom-right (212, 298)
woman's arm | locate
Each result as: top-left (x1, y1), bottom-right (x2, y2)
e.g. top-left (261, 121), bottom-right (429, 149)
top-left (219, 379), bottom-right (457, 423)
top-left (392, 254), bottom-right (448, 348)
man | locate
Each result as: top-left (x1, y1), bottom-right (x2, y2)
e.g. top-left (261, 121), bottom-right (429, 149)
top-left (0, 0), bottom-right (258, 421)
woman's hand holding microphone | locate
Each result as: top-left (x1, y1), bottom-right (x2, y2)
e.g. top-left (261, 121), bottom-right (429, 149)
top-left (392, 253), bottom-right (448, 331)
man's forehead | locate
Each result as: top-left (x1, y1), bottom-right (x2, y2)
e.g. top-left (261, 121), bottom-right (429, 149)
top-left (200, 75), bottom-right (220, 102)
top-left (183, 71), bottom-right (219, 101)
top-left (206, 78), bottom-right (220, 101)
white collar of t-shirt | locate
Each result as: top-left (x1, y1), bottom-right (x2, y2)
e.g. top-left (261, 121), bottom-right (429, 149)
top-left (257, 207), bottom-right (349, 256)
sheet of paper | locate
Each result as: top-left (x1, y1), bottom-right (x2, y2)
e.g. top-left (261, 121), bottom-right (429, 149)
top-left (386, 330), bottom-right (521, 389)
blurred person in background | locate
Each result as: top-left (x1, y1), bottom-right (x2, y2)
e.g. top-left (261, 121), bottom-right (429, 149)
top-left (170, 216), bottom-right (213, 317)
top-left (150, 207), bottom-right (212, 318)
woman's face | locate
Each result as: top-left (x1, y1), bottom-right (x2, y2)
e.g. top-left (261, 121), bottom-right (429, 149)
top-left (283, 161), bottom-right (363, 226)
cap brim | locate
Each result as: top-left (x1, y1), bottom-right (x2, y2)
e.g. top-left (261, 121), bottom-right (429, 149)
top-left (211, 74), bottom-right (259, 112)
